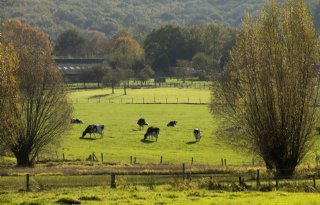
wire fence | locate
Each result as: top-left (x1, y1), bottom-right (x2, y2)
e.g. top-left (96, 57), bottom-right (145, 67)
top-left (68, 81), bottom-right (211, 90)
top-left (1, 167), bottom-right (319, 192)
top-left (68, 97), bottom-right (210, 104)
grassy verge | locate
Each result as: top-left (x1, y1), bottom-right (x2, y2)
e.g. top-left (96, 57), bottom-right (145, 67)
top-left (1, 186), bottom-right (320, 205)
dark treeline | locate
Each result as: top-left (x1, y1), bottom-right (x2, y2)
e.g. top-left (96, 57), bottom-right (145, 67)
top-left (55, 24), bottom-right (235, 86)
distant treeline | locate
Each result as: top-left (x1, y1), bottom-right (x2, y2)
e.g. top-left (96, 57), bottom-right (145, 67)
top-left (1, 0), bottom-right (318, 39)
top-left (55, 23), bottom-right (235, 86)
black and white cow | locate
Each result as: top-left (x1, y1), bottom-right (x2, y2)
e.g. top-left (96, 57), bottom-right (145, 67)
top-left (144, 127), bottom-right (160, 142)
top-left (194, 128), bottom-right (201, 141)
top-left (81, 124), bottom-right (104, 138)
top-left (167, 121), bottom-right (177, 127)
top-left (137, 118), bottom-right (149, 130)
top-left (71, 118), bottom-right (84, 124)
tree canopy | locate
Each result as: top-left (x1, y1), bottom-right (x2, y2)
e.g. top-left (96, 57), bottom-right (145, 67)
top-left (1, 20), bottom-right (73, 167)
top-left (212, 0), bottom-right (320, 177)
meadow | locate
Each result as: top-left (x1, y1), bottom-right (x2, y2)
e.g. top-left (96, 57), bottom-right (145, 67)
top-left (2, 186), bottom-right (320, 205)
top-left (1, 86), bottom-right (320, 205)
top-left (52, 87), bottom-right (253, 165)
top-left (36, 86), bottom-right (317, 166)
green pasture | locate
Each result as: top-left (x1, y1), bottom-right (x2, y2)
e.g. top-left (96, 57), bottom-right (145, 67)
top-left (54, 87), bottom-right (249, 165)
top-left (56, 103), bottom-right (250, 165)
top-left (1, 186), bottom-right (320, 205)
top-left (46, 87), bottom-right (318, 165)
top-left (68, 87), bottom-right (211, 104)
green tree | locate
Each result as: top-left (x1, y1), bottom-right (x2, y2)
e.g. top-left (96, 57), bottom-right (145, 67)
top-left (2, 20), bottom-right (73, 167)
top-left (91, 65), bottom-right (107, 88)
top-left (78, 68), bottom-right (94, 88)
top-left (136, 66), bottom-right (154, 85)
top-left (192, 52), bottom-right (215, 80)
top-left (212, 0), bottom-right (320, 177)
top-left (55, 29), bottom-right (85, 57)
top-left (144, 25), bottom-right (188, 74)
top-left (103, 69), bottom-right (121, 94)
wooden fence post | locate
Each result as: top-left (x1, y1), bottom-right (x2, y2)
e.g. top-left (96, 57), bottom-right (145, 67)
top-left (101, 153), bottom-right (104, 163)
top-left (62, 153), bottom-right (65, 161)
top-left (160, 156), bottom-right (163, 164)
top-left (130, 156), bottom-right (133, 164)
top-left (313, 175), bottom-right (316, 188)
top-left (191, 157), bottom-right (194, 165)
top-left (182, 163), bottom-right (186, 180)
top-left (111, 173), bottom-right (116, 189)
top-left (134, 157), bottom-right (137, 164)
top-left (56, 151), bottom-right (58, 160)
top-left (224, 159), bottom-right (227, 166)
top-left (239, 176), bottom-right (242, 187)
top-left (187, 173), bottom-right (192, 182)
top-left (166, 98), bottom-right (168, 104)
top-left (26, 174), bottom-right (30, 191)
top-left (275, 176), bottom-right (279, 189)
top-left (256, 169), bottom-right (260, 188)
top-left (143, 98), bottom-right (145, 104)
top-left (209, 176), bottom-right (214, 190)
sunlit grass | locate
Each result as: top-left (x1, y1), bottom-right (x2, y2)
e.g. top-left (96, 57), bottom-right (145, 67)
top-left (2, 186), bottom-right (320, 205)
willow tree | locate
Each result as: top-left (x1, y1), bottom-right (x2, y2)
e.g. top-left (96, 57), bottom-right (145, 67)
top-left (212, 0), bottom-right (320, 177)
top-left (0, 33), bottom-right (19, 154)
top-left (1, 20), bottom-right (73, 166)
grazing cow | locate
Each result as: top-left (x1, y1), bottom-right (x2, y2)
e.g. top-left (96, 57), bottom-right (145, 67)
top-left (71, 118), bottom-right (83, 124)
top-left (167, 121), bottom-right (177, 127)
top-left (194, 128), bottom-right (201, 141)
top-left (137, 118), bottom-right (149, 130)
top-left (81, 124), bottom-right (104, 138)
top-left (144, 127), bottom-right (160, 142)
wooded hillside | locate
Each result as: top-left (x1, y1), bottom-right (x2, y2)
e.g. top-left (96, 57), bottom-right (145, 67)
top-left (1, 0), bottom-right (317, 39)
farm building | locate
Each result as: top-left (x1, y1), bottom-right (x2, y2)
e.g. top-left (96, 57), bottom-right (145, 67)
top-left (55, 58), bottom-right (110, 83)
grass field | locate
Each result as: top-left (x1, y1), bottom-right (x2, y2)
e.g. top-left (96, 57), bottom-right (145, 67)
top-left (58, 87), bottom-right (247, 165)
top-left (68, 87), bottom-right (211, 104)
top-left (34, 87), bottom-right (316, 165)
top-left (2, 87), bottom-right (320, 204)
top-left (1, 186), bottom-right (320, 205)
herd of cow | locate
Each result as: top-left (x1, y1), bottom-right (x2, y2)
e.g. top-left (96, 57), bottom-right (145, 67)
top-left (71, 118), bottom-right (202, 142)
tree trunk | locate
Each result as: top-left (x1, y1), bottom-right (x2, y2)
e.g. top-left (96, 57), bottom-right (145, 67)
top-left (275, 160), bottom-right (298, 178)
top-left (14, 151), bottom-right (33, 167)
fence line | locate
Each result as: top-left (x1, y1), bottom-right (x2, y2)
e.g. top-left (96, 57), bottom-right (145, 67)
top-left (68, 81), bottom-right (211, 90)
top-left (68, 97), bottom-right (210, 105)
top-left (1, 168), bottom-right (319, 192)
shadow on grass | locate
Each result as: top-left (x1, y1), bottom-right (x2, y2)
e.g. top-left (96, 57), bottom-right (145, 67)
top-left (132, 129), bottom-right (142, 132)
top-left (88, 94), bottom-right (112, 99)
top-left (79, 137), bottom-right (101, 141)
top-left (89, 94), bottom-right (125, 100)
top-left (140, 139), bottom-right (155, 144)
top-left (186, 141), bottom-right (198, 145)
